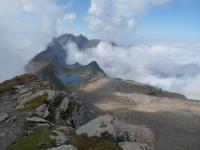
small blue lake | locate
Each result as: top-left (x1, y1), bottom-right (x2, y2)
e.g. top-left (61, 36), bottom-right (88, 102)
top-left (58, 75), bottom-right (83, 84)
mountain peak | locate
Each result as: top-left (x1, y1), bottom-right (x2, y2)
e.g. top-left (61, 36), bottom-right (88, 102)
top-left (87, 61), bottom-right (102, 70)
top-left (53, 33), bottom-right (89, 49)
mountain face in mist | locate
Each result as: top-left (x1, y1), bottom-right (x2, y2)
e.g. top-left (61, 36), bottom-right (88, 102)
top-left (26, 33), bottom-right (103, 77)
top-left (29, 33), bottom-right (100, 63)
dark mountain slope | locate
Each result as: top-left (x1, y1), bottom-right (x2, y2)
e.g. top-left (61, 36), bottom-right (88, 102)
top-left (26, 33), bottom-right (100, 74)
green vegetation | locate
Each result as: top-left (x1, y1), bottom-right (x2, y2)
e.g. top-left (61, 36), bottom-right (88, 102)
top-left (20, 93), bottom-right (48, 111)
top-left (0, 74), bottom-right (36, 94)
top-left (7, 127), bottom-right (56, 150)
top-left (70, 134), bottom-right (122, 150)
top-left (32, 82), bottom-right (48, 93)
top-left (0, 83), bottom-right (14, 94)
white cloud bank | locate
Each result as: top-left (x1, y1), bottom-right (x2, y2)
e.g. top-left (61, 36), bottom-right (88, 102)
top-left (87, 0), bottom-right (172, 31)
top-left (0, 0), bottom-right (76, 81)
top-left (66, 42), bottom-right (200, 100)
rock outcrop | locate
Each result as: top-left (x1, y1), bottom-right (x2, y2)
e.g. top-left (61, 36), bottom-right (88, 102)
top-left (76, 115), bottom-right (155, 150)
top-left (0, 74), bottom-right (103, 150)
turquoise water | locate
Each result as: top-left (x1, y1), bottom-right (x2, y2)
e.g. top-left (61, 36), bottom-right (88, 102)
top-left (58, 75), bottom-right (83, 83)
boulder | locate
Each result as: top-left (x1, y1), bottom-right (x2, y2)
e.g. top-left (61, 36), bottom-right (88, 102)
top-left (76, 115), bottom-right (115, 137)
top-left (76, 115), bottom-right (155, 150)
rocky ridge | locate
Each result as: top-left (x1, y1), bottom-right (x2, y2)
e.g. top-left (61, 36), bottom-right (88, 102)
top-left (0, 74), bottom-right (155, 150)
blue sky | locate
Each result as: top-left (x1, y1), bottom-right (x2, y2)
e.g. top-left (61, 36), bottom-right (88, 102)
top-left (56, 0), bottom-right (200, 41)
top-left (137, 0), bottom-right (200, 41)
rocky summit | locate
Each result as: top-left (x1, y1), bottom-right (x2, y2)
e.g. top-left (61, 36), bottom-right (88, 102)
top-left (1, 33), bottom-right (200, 150)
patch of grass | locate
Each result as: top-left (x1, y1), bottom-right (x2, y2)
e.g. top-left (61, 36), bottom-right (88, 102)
top-left (7, 127), bottom-right (56, 150)
top-left (20, 93), bottom-right (48, 111)
top-left (70, 134), bottom-right (122, 150)
top-left (0, 83), bottom-right (14, 94)
top-left (32, 82), bottom-right (48, 93)
top-left (0, 74), bottom-right (36, 94)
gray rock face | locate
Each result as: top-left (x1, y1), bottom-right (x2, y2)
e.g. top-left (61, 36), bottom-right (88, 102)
top-left (55, 97), bottom-right (69, 121)
top-left (0, 113), bottom-right (8, 122)
top-left (76, 115), bottom-right (115, 137)
top-left (26, 117), bottom-right (50, 124)
top-left (16, 91), bottom-right (33, 104)
top-left (35, 104), bottom-right (49, 118)
top-left (119, 142), bottom-right (146, 150)
top-left (76, 115), bottom-right (155, 150)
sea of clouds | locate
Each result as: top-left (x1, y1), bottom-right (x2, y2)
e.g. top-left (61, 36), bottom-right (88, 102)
top-left (66, 42), bottom-right (200, 100)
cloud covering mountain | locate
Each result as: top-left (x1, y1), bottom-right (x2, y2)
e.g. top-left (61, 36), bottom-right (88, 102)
top-left (0, 0), bottom-right (75, 81)
top-left (66, 42), bottom-right (200, 100)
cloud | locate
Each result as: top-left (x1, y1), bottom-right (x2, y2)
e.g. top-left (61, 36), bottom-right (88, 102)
top-left (66, 41), bottom-right (200, 100)
top-left (87, 0), bottom-right (172, 32)
top-left (127, 19), bottom-right (136, 29)
top-left (0, 0), bottom-right (75, 81)
top-left (63, 13), bottom-right (77, 22)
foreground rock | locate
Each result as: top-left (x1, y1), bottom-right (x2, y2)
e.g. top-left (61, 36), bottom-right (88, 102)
top-left (76, 115), bottom-right (155, 150)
